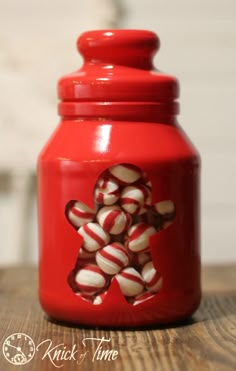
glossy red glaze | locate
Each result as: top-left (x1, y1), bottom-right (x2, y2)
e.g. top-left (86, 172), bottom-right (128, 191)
top-left (38, 30), bottom-right (201, 327)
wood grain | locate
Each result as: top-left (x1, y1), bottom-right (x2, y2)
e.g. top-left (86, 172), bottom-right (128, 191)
top-left (0, 265), bottom-right (236, 371)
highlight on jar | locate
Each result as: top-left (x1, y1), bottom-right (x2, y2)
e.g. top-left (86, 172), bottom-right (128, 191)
top-left (65, 163), bottom-right (176, 306)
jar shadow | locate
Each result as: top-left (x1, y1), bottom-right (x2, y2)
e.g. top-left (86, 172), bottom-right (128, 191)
top-left (45, 291), bottom-right (236, 332)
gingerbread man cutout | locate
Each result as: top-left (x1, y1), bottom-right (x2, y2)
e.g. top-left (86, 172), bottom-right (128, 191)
top-left (65, 163), bottom-right (175, 306)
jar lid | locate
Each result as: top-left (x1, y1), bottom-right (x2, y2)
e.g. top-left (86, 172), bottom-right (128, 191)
top-left (58, 30), bottom-right (179, 119)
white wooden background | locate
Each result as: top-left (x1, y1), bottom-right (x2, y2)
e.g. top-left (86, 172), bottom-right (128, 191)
top-left (0, 0), bottom-right (235, 265)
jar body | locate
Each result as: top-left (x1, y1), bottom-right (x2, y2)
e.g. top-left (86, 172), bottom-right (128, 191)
top-left (38, 118), bottom-right (201, 327)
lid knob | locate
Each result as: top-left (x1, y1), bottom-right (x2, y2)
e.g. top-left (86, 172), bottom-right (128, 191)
top-left (58, 29), bottom-right (179, 121)
top-left (77, 29), bottom-right (160, 69)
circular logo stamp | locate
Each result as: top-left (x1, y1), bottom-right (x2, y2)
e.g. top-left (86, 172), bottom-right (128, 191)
top-left (2, 333), bottom-right (35, 365)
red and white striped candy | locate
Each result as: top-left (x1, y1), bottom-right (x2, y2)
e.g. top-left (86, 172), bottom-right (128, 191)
top-left (114, 267), bottom-right (144, 297)
top-left (78, 223), bottom-right (110, 252)
top-left (96, 243), bottom-right (129, 275)
top-left (76, 247), bottom-right (96, 267)
top-left (109, 164), bottom-right (142, 185)
top-left (130, 252), bottom-right (151, 270)
top-left (75, 264), bottom-right (109, 295)
top-left (126, 223), bottom-right (156, 253)
top-left (97, 205), bottom-right (131, 235)
top-left (94, 176), bottom-right (120, 205)
top-left (141, 261), bottom-right (163, 293)
top-left (67, 201), bottom-right (95, 228)
top-left (93, 291), bottom-right (107, 305)
top-left (153, 200), bottom-right (175, 229)
top-left (138, 172), bottom-right (152, 189)
top-left (133, 291), bottom-right (156, 306)
top-left (139, 187), bottom-right (152, 214)
top-left (120, 185), bottom-right (151, 215)
top-left (153, 200), bottom-right (175, 216)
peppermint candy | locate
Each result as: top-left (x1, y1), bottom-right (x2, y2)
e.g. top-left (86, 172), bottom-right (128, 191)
top-left (96, 243), bottom-right (129, 275)
top-left (78, 223), bottom-right (110, 252)
top-left (141, 261), bottom-right (163, 293)
top-left (94, 176), bottom-right (120, 206)
top-left (114, 267), bottom-right (144, 297)
top-left (66, 163), bottom-right (175, 305)
top-left (67, 201), bottom-right (95, 228)
top-left (75, 264), bottom-right (109, 295)
top-left (97, 205), bottom-right (131, 235)
top-left (126, 223), bottom-right (156, 253)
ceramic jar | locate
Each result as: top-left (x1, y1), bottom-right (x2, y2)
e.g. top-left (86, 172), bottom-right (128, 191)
top-left (38, 30), bottom-right (201, 327)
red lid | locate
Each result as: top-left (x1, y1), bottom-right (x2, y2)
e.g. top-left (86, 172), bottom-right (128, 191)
top-left (58, 30), bottom-right (179, 121)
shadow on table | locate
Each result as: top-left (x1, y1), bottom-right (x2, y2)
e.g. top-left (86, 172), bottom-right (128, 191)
top-left (45, 291), bottom-right (236, 332)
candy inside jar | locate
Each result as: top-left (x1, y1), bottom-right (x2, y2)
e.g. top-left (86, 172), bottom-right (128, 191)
top-left (38, 29), bottom-right (201, 327)
top-left (65, 163), bottom-right (176, 305)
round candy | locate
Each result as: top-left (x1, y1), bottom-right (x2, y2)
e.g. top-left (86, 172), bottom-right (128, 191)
top-left (109, 164), bottom-right (142, 185)
top-left (75, 264), bottom-right (109, 295)
top-left (93, 291), bottom-right (107, 305)
top-left (141, 261), bottom-right (162, 293)
top-left (97, 205), bottom-right (131, 235)
top-left (114, 267), bottom-right (144, 297)
top-left (154, 200), bottom-right (175, 216)
top-left (67, 201), bottom-right (95, 228)
top-left (133, 291), bottom-right (156, 306)
top-left (67, 269), bottom-right (80, 292)
top-left (76, 247), bottom-right (96, 267)
top-left (138, 172), bottom-right (152, 189)
top-left (139, 187), bottom-right (152, 214)
top-left (96, 243), bottom-right (129, 275)
top-left (153, 200), bottom-right (175, 229)
top-left (78, 223), bottom-right (110, 252)
top-left (94, 176), bottom-right (120, 205)
top-left (126, 223), bottom-right (156, 253)
top-left (130, 252), bottom-right (151, 270)
top-left (120, 185), bottom-right (151, 215)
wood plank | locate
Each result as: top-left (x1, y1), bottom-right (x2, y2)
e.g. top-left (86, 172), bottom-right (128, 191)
top-left (0, 265), bottom-right (236, 370)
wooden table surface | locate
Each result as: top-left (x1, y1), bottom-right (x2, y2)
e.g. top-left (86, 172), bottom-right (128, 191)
top-left (0, 265), bottom-right (235, 371)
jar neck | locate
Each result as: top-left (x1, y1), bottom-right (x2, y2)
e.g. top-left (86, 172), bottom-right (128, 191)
top-left (58, 101), bottom-right (179, 125)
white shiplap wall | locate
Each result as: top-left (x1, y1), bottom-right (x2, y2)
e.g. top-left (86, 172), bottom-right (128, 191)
top-left (0, 0), bottom-right (236, 264)
top-left (122, 0), bottom-right (236, 263)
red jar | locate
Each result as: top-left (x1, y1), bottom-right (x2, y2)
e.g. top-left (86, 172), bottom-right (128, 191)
top-left (37, 30), bottom-right (201, 327)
